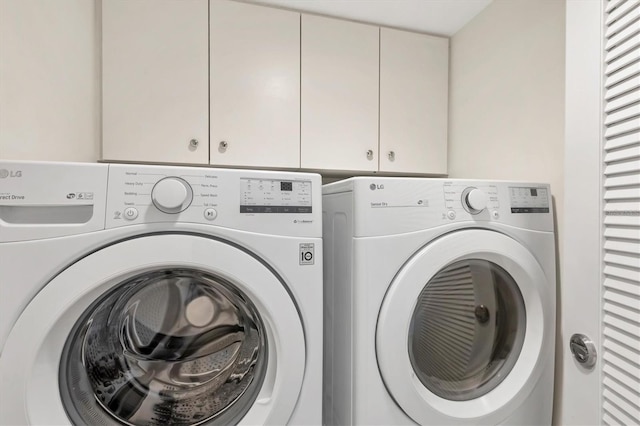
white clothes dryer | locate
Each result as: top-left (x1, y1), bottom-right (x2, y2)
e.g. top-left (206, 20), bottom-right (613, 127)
top-left (322, 177), bottom-right (556, 425)
top-left (0, 161), bottom-right (322, 426)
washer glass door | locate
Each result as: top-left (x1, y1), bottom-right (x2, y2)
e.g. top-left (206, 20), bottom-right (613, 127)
top-left (60, 268), bottom-right (267, 425)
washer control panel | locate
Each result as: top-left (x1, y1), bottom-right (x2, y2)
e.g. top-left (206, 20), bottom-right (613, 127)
top-left (105, 164), bottom-right (320, 236)
top-left (240, 178), bottom-right (312, 214)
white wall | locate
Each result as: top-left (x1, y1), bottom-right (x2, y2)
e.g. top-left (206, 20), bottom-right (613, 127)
top-left (448, 0), bottom-right (565, 221)
top-left (448, 0), bottom-right (566, 424)
top-left (0, 0), bottom-right (100, 162)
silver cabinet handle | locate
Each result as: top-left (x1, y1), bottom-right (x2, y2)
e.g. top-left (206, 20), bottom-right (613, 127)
top-left (366, 150), bottom-right (374, 160)
top-left (388, 151), bottom-right (395, 161)
top-left (189, 139), bottom-right (199, 149)
top-left (219, 141), bottom-right (228, 151)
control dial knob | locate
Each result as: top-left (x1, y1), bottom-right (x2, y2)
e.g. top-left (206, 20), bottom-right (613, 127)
top-left (152, 177), bottom-right (193, 214)
top-left (463, 187), bottom-right (487, 214)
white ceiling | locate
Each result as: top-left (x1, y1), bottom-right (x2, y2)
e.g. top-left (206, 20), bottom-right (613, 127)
top-left (246, 0), bottom-right (493, 37)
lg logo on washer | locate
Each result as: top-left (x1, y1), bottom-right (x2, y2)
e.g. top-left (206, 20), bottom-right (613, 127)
top-left (370, 183), bottom-right (384, 190)
top-left (0, 169), bottom-right (22, 178)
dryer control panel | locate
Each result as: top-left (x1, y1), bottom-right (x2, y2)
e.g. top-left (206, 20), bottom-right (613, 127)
top-left (323, 177), bottom-right (554, 237)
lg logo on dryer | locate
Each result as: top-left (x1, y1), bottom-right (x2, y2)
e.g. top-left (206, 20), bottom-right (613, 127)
top-left (0, 169), bottom-right (22, 178)
top-left (369, 183), bottom-right (384, 190)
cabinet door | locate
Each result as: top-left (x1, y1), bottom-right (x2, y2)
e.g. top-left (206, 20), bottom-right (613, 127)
top-left (380, 28), bottom-right (448, 174)
top-left (210, 1), bottom-right (300, 168)
top-left (301, 15), bottom-right (379, 172)
top-left (102, 0), bottom-right (209, 164)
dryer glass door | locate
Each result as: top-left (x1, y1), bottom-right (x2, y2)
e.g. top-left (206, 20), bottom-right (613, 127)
top-left (408, 259), bottom-right (526, 401)
top-left (376, 230), bottom-right (553, 425)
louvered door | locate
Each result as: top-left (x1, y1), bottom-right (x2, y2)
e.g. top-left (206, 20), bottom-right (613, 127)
top-left (602, 1), bottom-right (640, 424)
top-left (564, 0), bottom-right (640, 424)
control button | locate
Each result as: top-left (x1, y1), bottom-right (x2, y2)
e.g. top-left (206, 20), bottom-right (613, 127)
top-left (492, 210), bottom-right (500, 219)
top-left (204, 208), bottom-right (217, 221)
top-left (152, 177), bottom-right (193, 214)
top-left (447, 210), bottom-right (456, 220)
top-left (124, 207), bottom-right (138, 220)
top-left (462, 187), bottom-right (488, 215)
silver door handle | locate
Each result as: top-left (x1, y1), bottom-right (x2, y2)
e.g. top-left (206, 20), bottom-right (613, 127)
top-left (569, 333), bottom-right (597, 369)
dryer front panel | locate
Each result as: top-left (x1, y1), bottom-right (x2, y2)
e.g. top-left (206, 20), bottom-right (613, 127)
top-left (0, 235), bottom-right (306, 426)
top-left (376, 230), bottom-right (554, 425)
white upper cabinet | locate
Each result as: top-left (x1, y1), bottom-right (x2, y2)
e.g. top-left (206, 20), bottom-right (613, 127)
top-left (101, 0), bottom-right (450, 174)
top-left (301, 15), bottom-right (380, 172)
top-left (379, 28), bottom-right (449, 175)
top-left (210, 1), bottom-right (301, 168)
top-left (102, 0), bottom-right (209, 164)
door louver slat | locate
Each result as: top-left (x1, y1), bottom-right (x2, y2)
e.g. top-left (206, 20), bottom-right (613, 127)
top-left (605, 2), bottom-right (640, 38)
top-left (605, 19), bottom-right (640, 51)
top-left (604, 227), bottom-right (640, 241)
top-left (606, 0), bottom-right (628, 14)
top-left (604, 174), bottom-right (640, 187)
top-left (603, 239), bottom-right (640, 255)
top-left (603, 389), bottom-right (640, 424)
top-left (603, 145), bottom-right (640, 162)
top-left (604, 252), bottom-right (639, 269)
top-left (604, 103), bottom-right (640, 125)
top-left (604, 131), bottom-right (640, 151)
top-left (603, 352), bottom-right (640, 384)
top-left (604, 377), bottom-right (640, 417)
top-left (603, 332), bottom-right (640, 362)
top-left (604, 363), bottom-right (640, 393)
top-left (603, 400), bottom-right (636, 426)
top-left (605, 35), bottom-right (640, 64)
top-left (604, 277), bottom-right (640, 297)
top-left (604, 312), bottom-right (640, 336)
top-left (604, 74), bottom-right (640, 99)
top-left (602, 7), bottom-right (640, 417)
top-left (606, 0), bottom-right (640, 25)
top-left (605, 75), bottom-right (640, 104)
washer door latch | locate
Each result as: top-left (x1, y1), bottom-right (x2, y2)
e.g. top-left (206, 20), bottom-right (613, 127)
top-left (569, 333), bottom-right (597, 369)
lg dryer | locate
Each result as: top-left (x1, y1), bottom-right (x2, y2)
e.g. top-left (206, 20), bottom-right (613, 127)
top-left (323, 177), bottom-right (556, 425)
top-left (0, 161), bottom-right (322, 425)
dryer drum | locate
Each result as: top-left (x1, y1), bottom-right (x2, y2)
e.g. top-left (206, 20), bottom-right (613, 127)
top-left (408, 259), bottom-right (526, 401)
top-left (59, 269), bottom-right (268, 426)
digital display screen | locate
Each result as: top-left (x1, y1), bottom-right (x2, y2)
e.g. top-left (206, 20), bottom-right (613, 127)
top-left (509, 186), bottom-right (549, 213)
top-left (240, 178), bottom-right (312, 213)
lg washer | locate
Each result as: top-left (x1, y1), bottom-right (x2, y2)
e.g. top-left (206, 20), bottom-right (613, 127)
top-left (322, 177), bottom-right (556, 425)
top-left (0, 161), bottom-right (322, 425)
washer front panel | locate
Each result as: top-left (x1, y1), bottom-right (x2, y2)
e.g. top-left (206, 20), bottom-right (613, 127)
top-left (0, 235), bottom-right (305, 426)
top-left (376, 230), bottom-right (552, 425)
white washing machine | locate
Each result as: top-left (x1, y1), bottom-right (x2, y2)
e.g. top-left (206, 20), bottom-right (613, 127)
top-left (0, 161), bottom-right (322, 425)
top-left (322, 177), bottom-right (556, 425)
